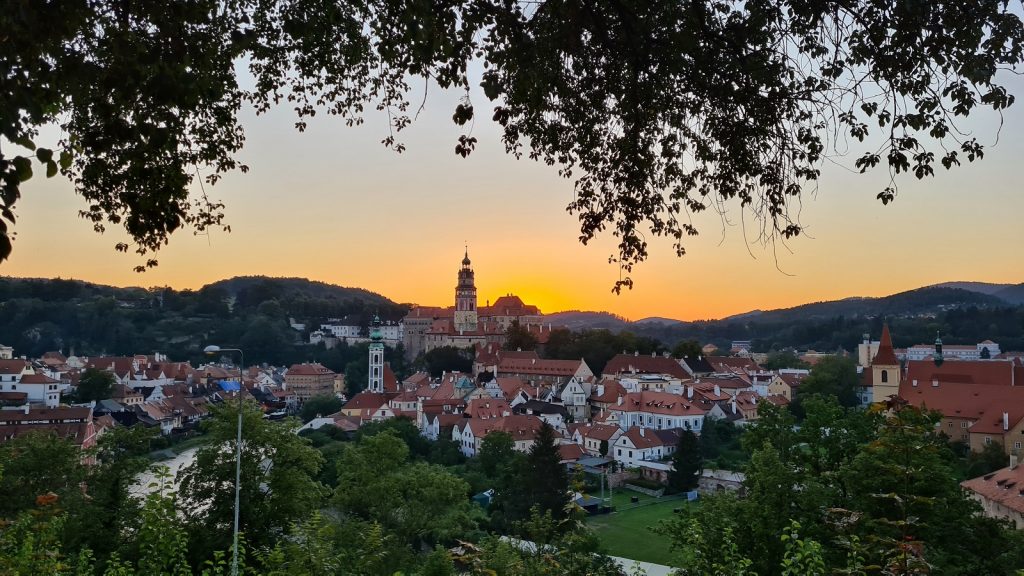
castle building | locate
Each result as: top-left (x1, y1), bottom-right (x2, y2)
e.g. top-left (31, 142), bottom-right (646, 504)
top-left (402, 250), bottom-right (546, 357)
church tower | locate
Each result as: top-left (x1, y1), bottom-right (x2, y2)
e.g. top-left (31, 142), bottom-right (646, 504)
top-left (368, 314), bottom-right (385, 393)
top-left (871, 324), bottom-right (901, 402)
top-left (454, 248), bottom-right (478, 332)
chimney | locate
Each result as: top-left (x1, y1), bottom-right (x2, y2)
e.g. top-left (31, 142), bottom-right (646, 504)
top-left (912, 379), bottom-right (918, 387)
top-left (634, 351), bottom-right (639, 357)
top-left (597, 384), bottom-right (605, 397)
top-left (932, 379), bottom-right (939, 387)
top-left (1004, 411), bottom-right (1010, 431)
top-left (617, 395), bottom-right (623, 406)
top-left (730, 400), bottom-right (736, 414)
top-left (714, 384), bottom-right (721, 396)
top-left (639, 427), bottom-right (645, 437)
top-left (687, 386), bottom-right (694, 399)
top-left (651, 351), bottom-right (656, 358)
top-left (1011, 454), bottom-right (1019, 469)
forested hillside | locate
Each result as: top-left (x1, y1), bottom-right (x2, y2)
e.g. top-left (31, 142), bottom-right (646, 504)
top-left (0, 276), bottom-right (409, 366)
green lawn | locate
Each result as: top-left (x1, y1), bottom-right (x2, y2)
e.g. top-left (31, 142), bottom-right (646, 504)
top-left (586, 489), bottom-right (694, 566)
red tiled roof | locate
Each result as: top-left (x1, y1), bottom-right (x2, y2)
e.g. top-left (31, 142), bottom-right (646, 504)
top-left (575, 423), bottom-right (620, 441)
top-left (404, 306), bottom-right (454, 320)
top-left (559, 443), bottom-right (586, 462)
top-left (962, 465), bottom-right (1024, 515)
top-left (465, 398), bottom-right (511, 419)
top-left (287, 363), bottom-right (335, 376)
top-left (873, 325), bottom-right (899, 366)
top-left (707, 356), bottom-right (762, 374)
top-left (603, 354), bottom-right (688, 379)
top-left (18, 373), bottom-right (59, 384)
top-left (613, 391), bottom-right (708, 417)
top-left (0, 360), bottom-right (29, 375)
top-left (433, 413), bottom-right (466, 428)
top-left (905, 359), bottom-right (1017, 387)
top-left (620, 426), bottom-right (681, 449)
top-left (900, 379), bottom-right (1024, 429)
top-left (590, 378), bottom-right (628, 403)
top-left (468, 414), bottom-right (544, 440)
top-left (343, 391), bottom-right (388, 411)
top-left (498, 357), bottom-right (584, 376)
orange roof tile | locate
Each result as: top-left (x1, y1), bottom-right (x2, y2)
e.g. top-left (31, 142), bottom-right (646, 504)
top-left (962, 465), bottom-right (1024, 516)
top-left (873, 325), bottom-right (899, 366)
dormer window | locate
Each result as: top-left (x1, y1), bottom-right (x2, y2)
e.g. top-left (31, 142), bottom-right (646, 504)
top-left (881, 370), bottom-right (888, 383)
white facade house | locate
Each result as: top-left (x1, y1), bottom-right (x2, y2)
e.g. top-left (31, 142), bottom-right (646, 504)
top-left (321, 323), bottom-right (363, 339)
top-left (905, 340), bottom-right (1001, 361)
top-left (0, 360), bottom-right (64, 408)
top-left (609, 391), bottom-right (707, 433)
top-left (558, 377), bottom-right (591, 422)
top-left (612, 427), bottom-right (682, 468)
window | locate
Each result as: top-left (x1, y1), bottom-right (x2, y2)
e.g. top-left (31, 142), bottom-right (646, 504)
top-left (948, 422), bottom-right (953, 428)
top-left (880, 370), bottom-right (888, 383)
top-left (629, 450), bottom-right (633, 457)
top-left (961, 422), bottom-right (969, 428)
top-left (985, 436), bottom-right (992, 445)
top-left (1015, 442), bottom-right (1022, 450)
top-left (617, 449), bottom-right (621, 456)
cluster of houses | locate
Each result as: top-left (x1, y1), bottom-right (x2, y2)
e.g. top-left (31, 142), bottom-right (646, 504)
top-left (309, 344), bottom-right (800, 481)
top-left (0, 348), bottom-right (344, 449)
top-left (7, 317), bottom-right (1024, 530)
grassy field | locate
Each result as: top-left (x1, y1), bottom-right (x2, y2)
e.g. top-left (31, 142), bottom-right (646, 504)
top-left (586, 489), bottom-right (694, 566)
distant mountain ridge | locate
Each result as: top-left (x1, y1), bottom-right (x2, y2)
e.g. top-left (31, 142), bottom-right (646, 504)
top-left (544, 283), bottom-right (1024, 334)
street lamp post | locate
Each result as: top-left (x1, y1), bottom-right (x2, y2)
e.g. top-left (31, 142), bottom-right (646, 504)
top-left (204, 345), bottom-right (244, 576)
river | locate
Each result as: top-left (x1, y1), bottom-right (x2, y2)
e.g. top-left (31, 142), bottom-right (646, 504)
top-left (131, 447), bottom-right (199, 498)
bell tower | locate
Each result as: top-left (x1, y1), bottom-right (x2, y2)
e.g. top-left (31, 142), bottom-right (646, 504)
top-left (454, 248), bottom-right (478, 332)
top-left (368, 314), bottom-right (385, 393)
top-left (871, 324), bottom-right (901, 402)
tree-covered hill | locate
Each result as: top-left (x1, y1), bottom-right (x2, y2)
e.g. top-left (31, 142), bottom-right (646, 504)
top-left (545, 287), bottom-right (1024, 354)
top-left (0, 276), bottom-right (409, 366)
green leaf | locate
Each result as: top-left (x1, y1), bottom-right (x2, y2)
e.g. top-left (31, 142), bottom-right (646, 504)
top-left (59, 151), bottom-right (73, 170)
top-left (46, 160), bottom-right (58, 178)
top-left (36, 148), bottom-right (53, 163)
top-left (13, 136), bottom-right (35, 151)
top-left (12, 157), bottom-right (32, 182)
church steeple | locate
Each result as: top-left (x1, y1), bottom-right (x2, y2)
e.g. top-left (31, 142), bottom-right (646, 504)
top-left (454, 247), bottom-right (478, 333)
top-left (871, 323), bottom-right (901, 403)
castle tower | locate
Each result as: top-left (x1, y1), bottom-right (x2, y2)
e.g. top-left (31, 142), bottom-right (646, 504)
top-left (454, 248), bottom-right (478, 332)
top-left (368, 314), bottom-right (385, 393)
top-left (871, 324), bottom-right (901, 402)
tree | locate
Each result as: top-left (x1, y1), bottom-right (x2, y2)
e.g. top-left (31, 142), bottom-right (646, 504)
top-left (66, 424), bottom-right (156, 562)
top-left (177, 401), bottom-right (327, 560)
top-left (523, 423), bottom-right (569, 521)
top-left (300, 393), bottom-right (343, 423)
top-left (668, 431), bottom-right (702, 493)
top-left (419, 346), bottom-right (473, 378)
top-left (75, 367), bottom-right (115, 403)
top-left (0, 432), bottom-right (85, 518)
top-left (793, 355), bottom-right (860, 411)
top-left (333, 431), bottom-right (480, 550)
top-left (504, 320), bottom-right (538, 352)
top-left (5, 3), bottom-right (1020, 282)
top-left (762, 350), bottom-right (810, 371)
top-left (478, 431), bottom-right (515, 479)
top-left (671, 339), bottom-right (702, 360)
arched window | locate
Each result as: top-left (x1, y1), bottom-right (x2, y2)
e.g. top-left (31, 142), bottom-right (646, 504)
top-left (881, 370), bottom-right (888, 383)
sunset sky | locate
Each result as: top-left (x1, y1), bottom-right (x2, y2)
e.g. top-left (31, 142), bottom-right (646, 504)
top-left (5, 69), bottom-right (1024, 321)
